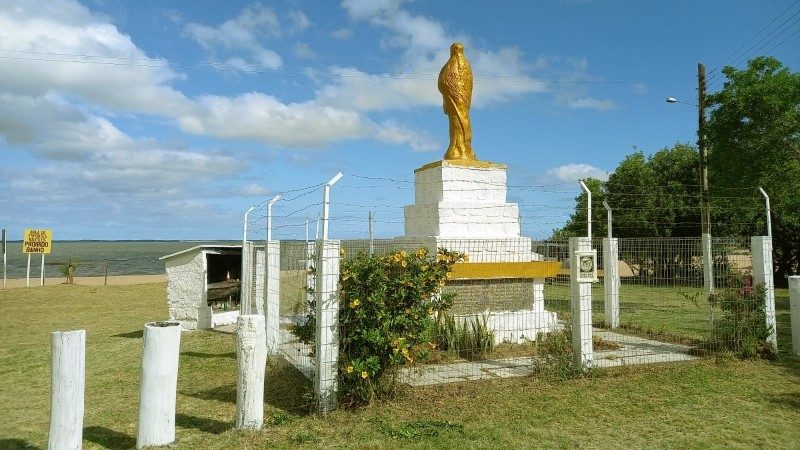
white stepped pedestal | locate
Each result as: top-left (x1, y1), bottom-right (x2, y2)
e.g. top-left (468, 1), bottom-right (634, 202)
top-left (404, 160), bottom-right (521, 240)
top-left (401, 160), bottom-right (536, 263)
top-left (397, 159), bottom-right (559, 343)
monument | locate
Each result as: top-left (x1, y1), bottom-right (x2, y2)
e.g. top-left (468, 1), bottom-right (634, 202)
top-left (397, 43), bottom-right (560, 343)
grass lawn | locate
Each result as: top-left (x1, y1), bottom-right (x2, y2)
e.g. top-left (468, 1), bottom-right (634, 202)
top-left (2, 282), bottom-right (800, 449)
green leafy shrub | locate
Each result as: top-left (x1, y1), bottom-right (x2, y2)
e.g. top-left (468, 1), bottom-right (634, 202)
top-left (708, 273), bottom-right (775, 359)
top-left (59, 259), bottom-right (79, 284)
top-left (433, 313), bottom-right (494, 360)
top-left (532, 326), bottom-right (584, 380)
top-left (295, 247), bottom-right (466, 405)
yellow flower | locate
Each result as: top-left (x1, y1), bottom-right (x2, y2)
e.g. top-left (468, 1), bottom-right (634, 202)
top-left (400, 259), bottom-right (408, 268)
top-left (401, 347), bottom-right (409, 356)
top-left (339, 248), bottom-right (346, 257)
top-left (350, 298), bottom-right (361, 308)
top-left (361, 371), bottom-right (369, 379)
top-left (417, 248), bottom-right (427, 258)
top-left (399, 251), bottom-right (407, 258)
top-left (427, 307), bottom-right (433, 315)
top-left (346, 365), bottom-right (354, 374)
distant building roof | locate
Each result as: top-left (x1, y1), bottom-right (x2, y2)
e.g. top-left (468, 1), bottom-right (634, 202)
top-left (159, 245), bottom-right (242, 261)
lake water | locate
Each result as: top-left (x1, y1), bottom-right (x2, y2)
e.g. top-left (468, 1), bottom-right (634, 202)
top-left (1, 241), bottom-right (237, 278)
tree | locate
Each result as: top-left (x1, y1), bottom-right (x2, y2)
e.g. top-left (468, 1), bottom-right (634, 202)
top-left (706, 57), bottom-right (800, 285)
top-left (551, 143), bottom-right (701, 239)
top-left (551, 144), bottom-right (703, 284)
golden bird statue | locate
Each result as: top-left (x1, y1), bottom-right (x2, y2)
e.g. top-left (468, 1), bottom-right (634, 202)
top-left (438, 42), bottom-right (476, 161)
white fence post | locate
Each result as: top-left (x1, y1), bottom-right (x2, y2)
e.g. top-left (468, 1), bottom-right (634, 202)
top-left (136, 321), bottom-right (181, 449)
top-left (240, 240), bottom-right (254, 315)
top-left (315, 239), bottom-right (340, 414)
top-left (752, 236), bottom-right (777, 348)
top-left (264, 240), bottom-right (280, 354)
top-left (254, 247), bottom-right (266, 316)
top-left (48, 330), bottom-right (85, 450)
top-left (236, 314), bottom-right (267, 430)
top-left (702, 233), bottom-right (714, 294)
top-left (790, 276), bottom-right (800, 356)
top-left (570, 237), bottom-right (593, 369)
top-left (603, 237), bottom-right (620, 329)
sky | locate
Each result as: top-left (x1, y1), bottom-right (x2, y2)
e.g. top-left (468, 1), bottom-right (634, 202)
top-left (0, 0), bottom-right (798, 242)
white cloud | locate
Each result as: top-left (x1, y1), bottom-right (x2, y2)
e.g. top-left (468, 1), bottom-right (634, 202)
top-left (633, 82), bottom-right (647, 94)
top-left (374, 121), bottom-right (437, 152)
top-left (288, 10), bottom-right (310, 33)
top-left (331, 27), bottom-right (353, 39)
top-left (183, 3), bottom-right (283, 71)
top-left (341, 0), bottom-right (399, 20)
top-left (567, 97), bottom-right (617, 110)
top-left (546, 163), bottom-right (609, 182)
top-left (178, 92), bottom-right (368, 148)
top-left (326, 1), bottom-right (547, 112)
top-left (239, 183), bottom-right (271, 197)
top-left (0, 0), bottom-right (191, 116)
top-left (294, 42), bottom-right (315, 59)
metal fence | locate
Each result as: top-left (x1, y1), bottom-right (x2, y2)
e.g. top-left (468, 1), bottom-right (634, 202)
top-left (254, 234), bottom-right (775, 411)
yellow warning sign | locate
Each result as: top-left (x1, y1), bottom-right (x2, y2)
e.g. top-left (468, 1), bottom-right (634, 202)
top-left (23, 229), bottom-right (52, 254)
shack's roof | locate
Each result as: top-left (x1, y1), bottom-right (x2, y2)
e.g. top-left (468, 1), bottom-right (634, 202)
top-left (159, 244), bottom-right (242, 261)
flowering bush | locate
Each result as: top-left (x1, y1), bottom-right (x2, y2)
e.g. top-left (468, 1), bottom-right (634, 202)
top-left (338, 247), bottom-right (465, 404)
top-left (708, 272), bottom-right (775, 359)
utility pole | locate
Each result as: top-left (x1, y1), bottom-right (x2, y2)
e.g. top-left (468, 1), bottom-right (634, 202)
top-left (698, 62), bottom-right (713, 293)
top-left (698, 63), bottom-right (710, 236)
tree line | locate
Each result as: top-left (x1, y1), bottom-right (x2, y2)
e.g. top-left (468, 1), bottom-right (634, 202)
top-left (552, 57), bottom-right (799, 286)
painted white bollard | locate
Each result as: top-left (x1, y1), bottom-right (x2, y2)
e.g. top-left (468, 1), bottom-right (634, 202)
top-left (603, 238), bottom-right (620, 329)
top-left (264, 240), bottom-right (280, 353)
top-left (751, 236), bottom-right (777, 347)
top-left (136, 321), bottom-right (181, 449)
top-left (48, 330), bottom-right (85, 450)
top-left (236, 314), bottom-right (267, 429)
top-left (570, 237), bottom-right (593, 369)
top-left (789, 276), bottom-right (800, 356)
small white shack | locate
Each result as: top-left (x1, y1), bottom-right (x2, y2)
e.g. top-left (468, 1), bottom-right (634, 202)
top-left (160, 245), bottom-right (264, 330)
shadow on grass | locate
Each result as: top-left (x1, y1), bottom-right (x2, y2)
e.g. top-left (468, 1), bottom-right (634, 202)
top-left (83, 426), bottom-right (135, 449)
top-left (0, 439), bottom-right (41, 450)
top-left (184, 384), bottom-right (236, 404)
top-left (767, 391), bottom-right (800, 410)
top-left (264, 357), bottom-right (315, 415)
top-left (763, 291), bottom-right (800, 379)
top-left (112, 330), bottom-right (143, 339)
top-left (181, 351), bottom-right (236, 359)
top-left (176, 413), bottom-right (231, 434)
top-left (182, 358), bottom-right (314, 414)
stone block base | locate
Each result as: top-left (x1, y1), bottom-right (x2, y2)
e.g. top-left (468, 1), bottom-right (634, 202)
top-left (454, 309), bottom-right (560, 345)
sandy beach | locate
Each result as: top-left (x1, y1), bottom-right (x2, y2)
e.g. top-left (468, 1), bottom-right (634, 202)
top-left (2, 274), bottom-right (166, 289)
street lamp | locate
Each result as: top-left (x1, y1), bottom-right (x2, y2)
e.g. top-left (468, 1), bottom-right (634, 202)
top-left (667, 62), bottom-right (713, 293)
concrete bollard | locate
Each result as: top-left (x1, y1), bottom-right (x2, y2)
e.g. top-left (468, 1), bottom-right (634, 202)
top-left (136, 321), bottom-right (181, 449)
top-left (790, 276), bottom-right (800, 356)
top-left (48, 330), bottom-right (85, 450)
top-left (236, 314), bottom-right (267, 429)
